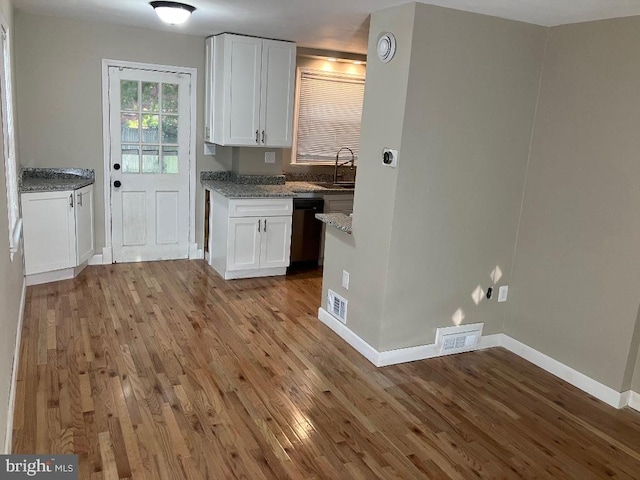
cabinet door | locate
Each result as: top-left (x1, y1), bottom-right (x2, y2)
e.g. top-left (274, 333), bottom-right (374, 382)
top-left (227, 217), bottom-right (261, 271)
top-left (260, 215), bottom-right (292, 269)
top-left (224, 34), bottom-right (262, 146)
top-left (22, 190), bottom-right (76, 275)
top-left (260, 40), bottom-right (296, 147)
top-left (75, 185), bottom-right (94, 265)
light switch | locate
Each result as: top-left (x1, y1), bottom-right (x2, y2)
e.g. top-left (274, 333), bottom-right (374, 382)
top-left (342, 270), bottom-right (350, 289)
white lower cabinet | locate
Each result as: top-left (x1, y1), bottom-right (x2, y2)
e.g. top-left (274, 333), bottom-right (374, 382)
top-left (22, 185), bottom-right (95, 281)
top-left (75, 185), bottom-right (95, 265)
top-left (209, 191), bottom-right (292, 279)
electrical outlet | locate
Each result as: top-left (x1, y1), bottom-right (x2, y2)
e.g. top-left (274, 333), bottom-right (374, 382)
top-left (342, 270), bottom-right (350, 289)
top-left (204, 143), bottom-right (216, 155)
top-left (264, 151), bottom-right (276, 163)
top-left (498, 286), bottom-right (508, 302)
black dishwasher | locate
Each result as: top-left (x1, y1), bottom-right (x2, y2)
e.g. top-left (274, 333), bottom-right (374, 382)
top-left (289, 197), bottom-right (324, 269)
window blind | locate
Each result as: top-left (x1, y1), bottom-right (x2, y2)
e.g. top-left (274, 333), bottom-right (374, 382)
top-left (295, 70), bottom-right (364, 164)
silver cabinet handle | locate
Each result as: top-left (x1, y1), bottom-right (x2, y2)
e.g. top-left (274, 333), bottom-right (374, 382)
top-left (258, 219), bottom-right (261, 232)
top-left (264, 218), bottom-right (267, 231)
top-left (69, 194), bottom-right (73, 208)
top-left (78, 192), bottom-right (83, 207)
top-left (261, 130), bottom-right (265, 144)
top-left (255, 130), bottom-right (259, 144)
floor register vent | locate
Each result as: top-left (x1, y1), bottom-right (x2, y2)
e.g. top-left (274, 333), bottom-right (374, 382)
top-left (327, 289), bottom-right (348, 324)
top-left (435, 323), bottom-right (484, 355)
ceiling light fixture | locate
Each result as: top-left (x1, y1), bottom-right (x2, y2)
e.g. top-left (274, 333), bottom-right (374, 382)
top-left (150, 1), bottom-right (196, 25)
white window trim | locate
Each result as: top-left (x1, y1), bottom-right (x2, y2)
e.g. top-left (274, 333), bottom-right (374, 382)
top-left (0, 15), bottom-right (20, 261)
top-left (101, 59), bottom-right (198, 264)
top-left (290, 67), bottom-right (365, 166)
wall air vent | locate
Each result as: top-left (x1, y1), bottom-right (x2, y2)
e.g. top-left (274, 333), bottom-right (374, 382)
top-left (327, 289), bottom-right (348, 324)
top-left (435, 322), bottom-right (484, 356)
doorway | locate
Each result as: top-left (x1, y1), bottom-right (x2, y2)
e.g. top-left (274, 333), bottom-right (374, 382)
top-left (103, 61), bottom-right (197, 263)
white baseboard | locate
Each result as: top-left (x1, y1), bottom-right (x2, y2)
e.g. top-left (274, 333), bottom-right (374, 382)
top-left (88, 254), bottom-right (103, 265)
top-left (188, 243), bottom-right (202, 259)
top-left (317, 308), bottom-right (636, 410)
top-left (26, 268), bottom-right (75, 286)
top-left (223, 267), bottom-right (287, 280)
top-left (627, 391), bottom-right (640, 412)
top-left (499, 335), bottom-right (626, 409)
top-left (4, 277), bottom-right (26, 454)
top-left (101, 247), bottom-right (112, 265)
top-left (318, 308), bottom-right (379, 365)
top-left (318, 308), bottom-right (502, 368)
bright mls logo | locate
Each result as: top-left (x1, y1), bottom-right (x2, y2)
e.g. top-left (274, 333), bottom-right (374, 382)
top-left (0, 455), bottom-right (78, 479)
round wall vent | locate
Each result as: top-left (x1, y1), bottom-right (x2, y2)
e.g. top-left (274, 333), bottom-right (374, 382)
top-left (377, 32), bottom-right (396, 63)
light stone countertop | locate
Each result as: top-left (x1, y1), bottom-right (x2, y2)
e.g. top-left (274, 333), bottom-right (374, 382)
top-left (20, 168), bottom-right (95, 193)
top-left (201, 179), bottom-right (353, 198)
top-left (315, 213), bottom-right (352, 234)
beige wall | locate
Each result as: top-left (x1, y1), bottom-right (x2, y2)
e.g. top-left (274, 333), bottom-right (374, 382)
top-left (322, 3), bottom-right (546, 351)
top-left (379, 4), bottom-right (547, 350)
top-left (322, 2), bottom-right (416, 349)
top-left (14, 12), bottom-right (232, 252)
top-left (231, 147), bottom-right (283, 176)
top-left (507, 16), bottom-right (640, 391)
top-left (0, 0), bottom-right (25, 453)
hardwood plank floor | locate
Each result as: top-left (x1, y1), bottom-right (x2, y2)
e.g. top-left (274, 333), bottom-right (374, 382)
top-left (12, 260), bottom-right (640, 479)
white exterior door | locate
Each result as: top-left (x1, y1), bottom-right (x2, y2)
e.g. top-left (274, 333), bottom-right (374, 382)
top-left (260, 216), bottom-right (292, 269)
top-left (109, 67), bottom-right (191, 263)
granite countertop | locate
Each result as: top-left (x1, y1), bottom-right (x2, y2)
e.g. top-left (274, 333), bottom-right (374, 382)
top-left (20, 168), bottom-right (95, 193)
top-left (315, 213), bottom-right (353, 234)
top-left (201, 171), bottom-right (354, 198)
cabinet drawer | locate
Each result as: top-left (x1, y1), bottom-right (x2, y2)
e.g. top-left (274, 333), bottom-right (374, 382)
top-left (227, 198), bottom-right (292, 218)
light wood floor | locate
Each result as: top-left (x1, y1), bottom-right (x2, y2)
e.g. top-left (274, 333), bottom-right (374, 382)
top-left (12, 260), bottom-right (640, 479)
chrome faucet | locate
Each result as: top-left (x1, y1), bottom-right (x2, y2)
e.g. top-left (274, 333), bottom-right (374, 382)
top-left (333, 147), bottom-right (355, 184)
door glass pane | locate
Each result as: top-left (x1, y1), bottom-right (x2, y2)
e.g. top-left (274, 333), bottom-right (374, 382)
top-left (121, 145), bottom-right (140, 173)
top-left (121, 113), bottom-right (139, 142)
top-left (162, 84), bottom-right (178, 113)
top-left (142, 146), bottom-right (160, 173)
top-left (162, 115), bottom-right (178, 144)
top-left (142, 82), bottom-right (159, 112)
top-left (162, 146), bottom-right (179, 173)
top-left (121, 80), bottom-right (138, 111)
top-left (141, 114), bottom-right (159, 143)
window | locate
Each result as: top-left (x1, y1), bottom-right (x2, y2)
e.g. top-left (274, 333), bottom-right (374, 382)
top-left (292, 69), bottom-right (365, 164)
top-left (0, 21), bottom-right (19, 260)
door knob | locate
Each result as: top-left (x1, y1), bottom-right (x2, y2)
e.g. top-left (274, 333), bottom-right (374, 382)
top-left (113, 163), bottom-right (121, 170)
top-left (113, 180), bottom-right (122, 188)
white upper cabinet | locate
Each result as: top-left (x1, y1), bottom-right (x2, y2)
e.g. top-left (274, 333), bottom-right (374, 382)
top-left (205, 34), bottom-right (296, 147)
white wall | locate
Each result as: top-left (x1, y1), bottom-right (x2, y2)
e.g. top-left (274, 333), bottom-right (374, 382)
top-left (0, 0), bottom-right (25, 453)
top-left (14, 12), bottom-right (232, 252)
